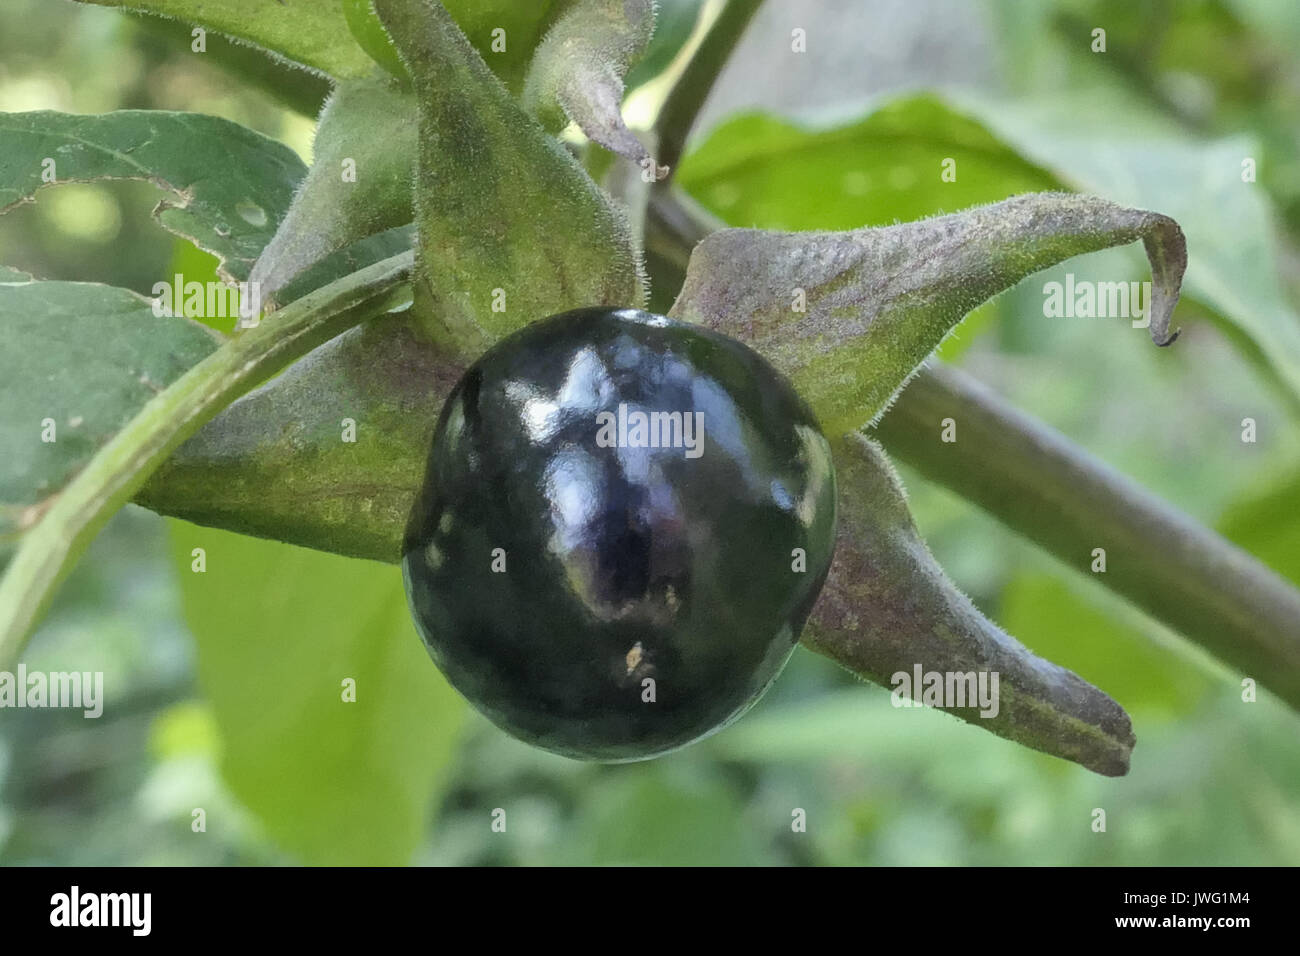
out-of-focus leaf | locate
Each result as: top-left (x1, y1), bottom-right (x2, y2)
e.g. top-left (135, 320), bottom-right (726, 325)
top-left (372, 0), bottom-right (642, 359)
top-left (74, 0), bottom-right (376, 78)
top-left (168, 522), bottom-right (466, 865)
top-left (712, 685), bottom-right (1300, 865)
top-left (0, 111), bottom-right (306, 282)
top-left (524, 0), bottom-right (664, 177)
top-left (0, 278), bottom-right (219, 546)
top-left (625, 0), bottom-right (704, 90)
top-left (1220, 471), bottom-right (1300, 586)
top-left (133, 15), bottom-right (332, 116)
top-left (970, 94), bottom-right (1300, 411)
top-left (678, 99), bottom-right (1058, 229)
top-left (669, 191), bottom-right (1185, 434)
top-left (555, 763), bottom-right (769, 865)
top-left (989, 0), bottom-right (1300, 230)
top-left (250, 80), bottom-right (416, 304)
top-left (165, 240), bottom-right (231, 334)
top-left (711, 687), bottom-right (1017, 767)
top-left (1226, 0), bottom-right (1300, 47)
top-left (999, 573), bottom-right (1214, 716)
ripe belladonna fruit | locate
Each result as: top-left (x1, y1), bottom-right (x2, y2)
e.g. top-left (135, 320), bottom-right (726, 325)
top-left (402, 308), bottom-right (837, 760)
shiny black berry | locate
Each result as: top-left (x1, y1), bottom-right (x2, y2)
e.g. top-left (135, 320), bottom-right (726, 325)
top-left (402, 307), bottom-right (837, 760)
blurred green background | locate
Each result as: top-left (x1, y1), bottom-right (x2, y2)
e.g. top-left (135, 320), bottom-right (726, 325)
top-left (2, 0), bottom-right (1299, 865)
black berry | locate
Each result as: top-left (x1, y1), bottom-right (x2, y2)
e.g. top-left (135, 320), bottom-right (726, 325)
top-left (402, 308), bottom-right (837, 760)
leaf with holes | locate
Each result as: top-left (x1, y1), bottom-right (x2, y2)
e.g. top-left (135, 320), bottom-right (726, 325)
top-left (0, 110), bottom-right (306, 282)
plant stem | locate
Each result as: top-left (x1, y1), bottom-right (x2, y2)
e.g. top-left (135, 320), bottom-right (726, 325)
top-left (871, 363), bottom-right (1300, 708)
top-left (653, 0), bottom-right (765, 178)
top-left (0, 251), bottom-right (414, 668)
top-left (648, 191), bottom-right (1300, 710)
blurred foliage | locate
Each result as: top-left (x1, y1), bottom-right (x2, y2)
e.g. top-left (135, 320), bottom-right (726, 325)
top-left (73, 0), bottom-right (377, 81)
top-left (2, 0), bottom-right (1298, 865)
top-left (624, 0), bottom-right (703, 92)
top-left (990, 0), bottom-right (1300, 235)
top-left (1000, 572), bottom-right (1215, 718)
top-left (167, 523), bottom-right (465, 865)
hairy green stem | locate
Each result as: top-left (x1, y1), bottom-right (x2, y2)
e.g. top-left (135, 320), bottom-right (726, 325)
top-left (0, 251), bottom-right (414, 667)
top-left (653, 0), bottom-right (765, 179)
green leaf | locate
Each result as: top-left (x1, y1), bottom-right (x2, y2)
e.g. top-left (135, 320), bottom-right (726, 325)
top-left (74, 0), bottom-right (377, 79)
top-left (678, 99), bottom-right (1058, 230)
top-left (555, 763), bottom-right (768, 865)
top-left (804, 434), bottom-right (1135, 776)
top-left (372, 0), bottom-right (642, 360)
top-left (168, 522), bottom-right (466, 864)
top-left (250, 79), bottom-right (417, 303)
top-left (0, 110), bottom-right (307, 282)
top-left (0, 278), bottom-right (220, 547)
top-left (343, 0), bottom-right (410, 80)
top-left (625, 0), bottom-right (705, 90)
top-left (523, 0), bottom-right (665, 177)
top-left (442, 0), bottom-right (570, 93)
top-left (133, 15), bottom-right (331, 116)
top-left (1220, 471), bottom-right (1300, 587)
top-left (669, 191), bottom-right (1186, 435)
top-left (349, 0), bottom-right (579, 91)
top-left (164, 239), bottom-right (234, 334)
top-left (0, 251), bottom-right (415, 666)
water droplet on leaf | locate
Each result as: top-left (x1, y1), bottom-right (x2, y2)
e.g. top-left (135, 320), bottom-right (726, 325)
top-left (235, 200), bottom-right (267, 228)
